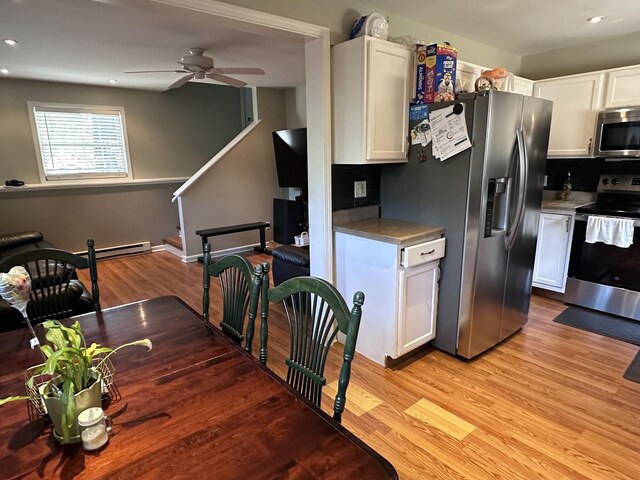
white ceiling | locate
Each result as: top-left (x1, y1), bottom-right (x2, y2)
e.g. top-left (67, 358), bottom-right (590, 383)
top-left (1, 0), bottom-right (639, 91)
top-left (0, 0), bottom-right (307, 91)
top-left (364, 0), bottom-right (640, 56)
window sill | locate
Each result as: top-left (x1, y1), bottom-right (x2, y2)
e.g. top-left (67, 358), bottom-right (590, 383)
top-left (0, 177), bottom-right (189, 193)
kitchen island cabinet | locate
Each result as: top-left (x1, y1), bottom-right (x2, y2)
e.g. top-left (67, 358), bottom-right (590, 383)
top-left (334, 218), bottom-right (444, 366)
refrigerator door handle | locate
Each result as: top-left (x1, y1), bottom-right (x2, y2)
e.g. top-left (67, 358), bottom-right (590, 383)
top-left (505, 127), bottom-right (528, 250)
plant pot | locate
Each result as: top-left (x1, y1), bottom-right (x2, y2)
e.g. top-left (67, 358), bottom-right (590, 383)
top-left (43, 374), bottom-right (102, 444)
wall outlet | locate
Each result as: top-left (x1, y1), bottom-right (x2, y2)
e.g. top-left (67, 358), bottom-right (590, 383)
top-left (354, 180), bottom-right (367, 198)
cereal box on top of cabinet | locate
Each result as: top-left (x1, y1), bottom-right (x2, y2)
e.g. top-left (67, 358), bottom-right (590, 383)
top-left (414, 43), bottom-right (457, 104)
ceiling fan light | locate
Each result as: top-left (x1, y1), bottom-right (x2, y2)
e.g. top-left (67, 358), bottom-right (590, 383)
top-left (0, 68), bottom-right (9, 75)
top-left (108, 79), bottom-right (117, 84)
top-left (3, 39), bottom-right (17, 46)
top-left (587, 15), bottom-right (605, 24)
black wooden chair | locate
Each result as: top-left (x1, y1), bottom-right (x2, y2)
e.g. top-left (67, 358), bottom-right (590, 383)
top-left (0, 239), bottom-right (100, 324)
top-left (261, 275), bottom-right (365, 422)
top-left (202, 244), bottom-right (264, 353)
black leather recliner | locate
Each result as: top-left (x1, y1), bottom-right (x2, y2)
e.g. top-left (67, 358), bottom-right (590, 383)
top-left (0, 232), bottom-right (95, 332)
top-left (271, 245), bottom-right (310, 286)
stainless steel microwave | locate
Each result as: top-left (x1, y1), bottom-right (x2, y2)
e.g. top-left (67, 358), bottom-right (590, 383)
top-left (594, 107), bottom-right (640, 157)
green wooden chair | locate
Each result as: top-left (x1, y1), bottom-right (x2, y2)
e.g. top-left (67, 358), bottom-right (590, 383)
top-left (0, 239), bottom-right (100, 323)
top-left (202, 244), bottom-right (264, 353)
top-left (262, 276), bottom-right (365, 422)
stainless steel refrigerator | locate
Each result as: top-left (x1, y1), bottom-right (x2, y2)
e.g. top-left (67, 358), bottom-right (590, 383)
top-left (381, 91), bottom-right (552, 359)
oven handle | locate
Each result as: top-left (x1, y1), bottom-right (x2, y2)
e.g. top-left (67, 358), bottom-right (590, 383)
top-left (575, 213), bottom-right (640, 227)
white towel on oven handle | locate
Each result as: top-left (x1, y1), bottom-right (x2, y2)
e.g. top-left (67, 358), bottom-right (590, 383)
top-left (585, 215), bottom-right (634, 248)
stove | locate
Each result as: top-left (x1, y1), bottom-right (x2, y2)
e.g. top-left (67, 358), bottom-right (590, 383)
top-left (566, 174), bottom-right (640, 321)
top-left (576, 174), bottom-right (640, 220)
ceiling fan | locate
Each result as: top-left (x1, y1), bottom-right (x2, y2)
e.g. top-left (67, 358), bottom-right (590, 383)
top-left (124, 47), bottom-right (265, 89)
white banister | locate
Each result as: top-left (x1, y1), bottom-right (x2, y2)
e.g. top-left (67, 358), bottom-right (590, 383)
top-left (171, 119), bottom-right (262, 202)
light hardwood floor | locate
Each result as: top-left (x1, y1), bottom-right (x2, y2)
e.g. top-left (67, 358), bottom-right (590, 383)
top-left (79, 251), bottom-right (640, 480)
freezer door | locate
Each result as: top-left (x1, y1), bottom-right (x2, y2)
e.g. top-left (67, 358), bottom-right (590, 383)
top-left (500, 96), bottom-right (552, 339)
top-left (457, 91), bottom-right (525, 359)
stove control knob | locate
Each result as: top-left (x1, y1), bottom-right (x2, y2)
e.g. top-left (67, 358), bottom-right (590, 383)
top-left (602, 178), bottom-right (610, 185)
top-left (612, 178), bottom-right (619, 186)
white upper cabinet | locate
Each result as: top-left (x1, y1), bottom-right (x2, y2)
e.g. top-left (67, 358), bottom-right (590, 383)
top-left (456, 60), bottom-right (533, 96)
top-left (512, 76), bottom-right (534, 96)
top-left (604, 66), bottom-right (640, 108)
top-left (332, 37), bottom-right (412, 164)
top-left (456, 60), bottom-right (483, 93)
top-left (533, 73), bottom-right (605, 157)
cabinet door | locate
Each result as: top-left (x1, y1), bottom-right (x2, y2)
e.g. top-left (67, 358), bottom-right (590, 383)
top-left (397, 261), bottom-right (439, 357)
top-left (365, 40), bottom-right (411, 162)
top-left (513, 76), bottom-right (533, 96)
top-left (532, 213), bottom-right (572, 291)
top-left (533, 73), bottom-right (604, 157)
top-left (456, 60), bottom-right (484, 94)
top-left (604, 66), bottom-right (640, 108)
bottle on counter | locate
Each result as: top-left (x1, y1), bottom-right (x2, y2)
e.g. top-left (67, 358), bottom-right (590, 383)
top-left (561, 172), bottom-right (572, 201)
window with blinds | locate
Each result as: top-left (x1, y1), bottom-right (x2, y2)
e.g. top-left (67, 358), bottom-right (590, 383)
top-left (29, 103), bottom-right (131, 181)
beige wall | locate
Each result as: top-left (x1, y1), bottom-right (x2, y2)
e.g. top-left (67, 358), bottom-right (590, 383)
top-left (180, 88), bottom-right (286, 257)
top-left (0, 78), bottom-right (242, 182)
top-left (520, 31), bottom-right (640, 80)
top-left (0, 78), bottom-right (243, 250)
top-left (284, 85), bottom-right (307, 129)
top-left (0, 185), bottom-right (179, 252)
top-left (218, 0), bottom-right (522, 73)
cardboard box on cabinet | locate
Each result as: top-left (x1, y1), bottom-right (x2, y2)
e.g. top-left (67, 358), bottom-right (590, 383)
top-left (415, 43), bottom-right (457, 104)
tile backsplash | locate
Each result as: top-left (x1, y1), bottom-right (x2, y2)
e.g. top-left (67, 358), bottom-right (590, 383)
top-left (545, 158), bottom-right (640, 192)
top-left (332, 165), bottom-right (381, 211)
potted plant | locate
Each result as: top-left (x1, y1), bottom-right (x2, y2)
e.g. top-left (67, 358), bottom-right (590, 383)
top-left (0, 319), bottom-right (151, 444)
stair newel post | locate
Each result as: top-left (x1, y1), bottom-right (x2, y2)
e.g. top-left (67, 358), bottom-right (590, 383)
top-left (202, 243), bottom-right (211, 323)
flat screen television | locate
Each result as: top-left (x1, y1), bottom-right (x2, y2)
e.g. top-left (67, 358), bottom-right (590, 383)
top-left (272, 127), bottom-right (308, 188)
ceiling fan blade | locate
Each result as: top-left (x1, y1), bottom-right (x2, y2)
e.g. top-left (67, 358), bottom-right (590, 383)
top-left (168, 74), bottom-right (194, 90)
top-left (207, 73), bottom-right (247, 88)
top-left (125, 70), bottom-right (184, 74)
top-left (215, 68), bottom-right (265, 75)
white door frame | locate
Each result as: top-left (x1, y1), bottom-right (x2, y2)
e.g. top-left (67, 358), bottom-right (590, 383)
top-left (153, 0), bottom-right (333, 281)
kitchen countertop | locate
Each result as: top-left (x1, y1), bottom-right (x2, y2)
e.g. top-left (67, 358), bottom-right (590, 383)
top-left (541, 199), bottom-right (595, 211)
top-left (333, 217), bottom-right (444, 245)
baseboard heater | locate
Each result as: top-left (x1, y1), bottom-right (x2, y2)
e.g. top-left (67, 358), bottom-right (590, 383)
top-left (76, 241), bottom-right (151, 260)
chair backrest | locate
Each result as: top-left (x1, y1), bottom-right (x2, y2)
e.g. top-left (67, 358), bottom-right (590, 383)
top-left (263, 276), bottom-right (364, 422)
top-left (202, 244), bottom-right (262, 353)
top-left (0, 239), bottom-right (100, 323)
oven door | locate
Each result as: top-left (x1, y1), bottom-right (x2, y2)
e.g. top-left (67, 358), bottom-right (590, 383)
top-left (568, 214), bottom-right (640, 291)
top-left (566, 214), bottom-right (640, 320)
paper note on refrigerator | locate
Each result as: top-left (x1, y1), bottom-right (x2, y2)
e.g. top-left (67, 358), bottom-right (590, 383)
top-left (411, 120), bottom-right (432, 147)
top-left (429, 105), bottom-right (471, 161)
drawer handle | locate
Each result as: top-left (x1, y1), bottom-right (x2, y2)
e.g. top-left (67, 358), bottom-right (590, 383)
top-left (420, 249), bottom-right (435, 256)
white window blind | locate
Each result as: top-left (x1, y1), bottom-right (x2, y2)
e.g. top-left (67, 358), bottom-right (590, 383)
top-left (31, 104), bottom-right (131, 181)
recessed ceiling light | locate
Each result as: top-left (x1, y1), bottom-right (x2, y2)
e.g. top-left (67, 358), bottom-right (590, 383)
top-left (108, 79), bottom-right (117, 84)
top-left (3, 39), bottom-right (17, 46)
top-left (587, 16), bottom-right (605, 24)
top-left (0, 68), bottom-right (9, 75)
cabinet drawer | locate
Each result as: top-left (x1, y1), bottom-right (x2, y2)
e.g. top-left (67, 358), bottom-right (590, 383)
top-left (401, 238), bottom-right (445, 268)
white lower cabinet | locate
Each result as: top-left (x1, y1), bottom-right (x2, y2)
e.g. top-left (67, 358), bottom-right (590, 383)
top-left (532, 212), bottom-right (574, 292)
top-left (334, 231), bottom-right (444, 366)
top-left (397, 261), bottom-right (439, 357)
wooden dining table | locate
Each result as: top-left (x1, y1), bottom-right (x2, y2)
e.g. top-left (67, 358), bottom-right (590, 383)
top-left (0, 296), bottom-right (397, 480)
